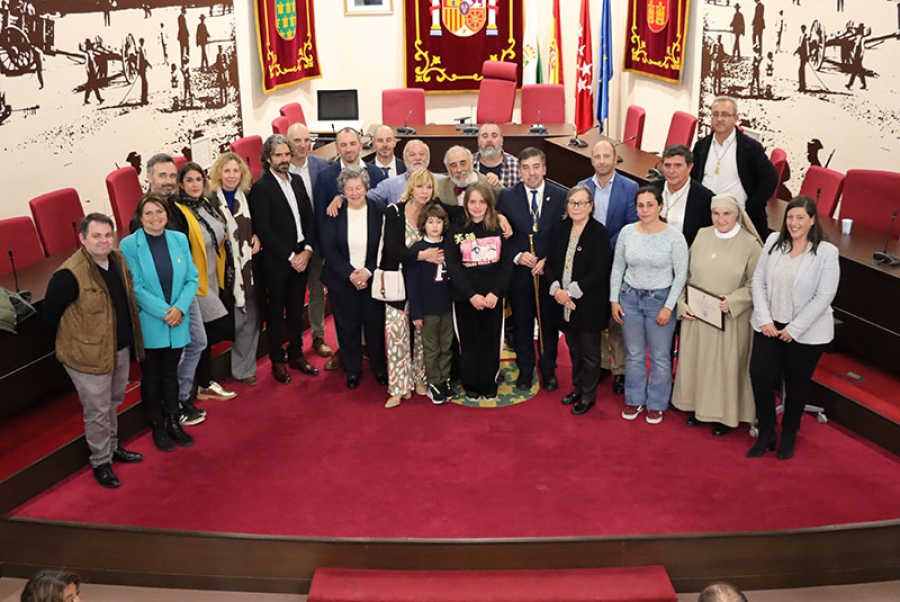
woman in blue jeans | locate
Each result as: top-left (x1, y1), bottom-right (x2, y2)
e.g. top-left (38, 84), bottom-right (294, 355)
top-left (610, 186), bottom-right (688, 424)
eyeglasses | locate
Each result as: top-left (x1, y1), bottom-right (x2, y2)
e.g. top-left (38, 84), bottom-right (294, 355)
top-left (711, 112), bottom-right (734, 118)
top-left (567, 200), bottom-right (591, 207)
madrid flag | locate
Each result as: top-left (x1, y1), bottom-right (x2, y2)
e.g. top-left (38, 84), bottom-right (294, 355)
top-left (574, 0), bottom-right (595, 134)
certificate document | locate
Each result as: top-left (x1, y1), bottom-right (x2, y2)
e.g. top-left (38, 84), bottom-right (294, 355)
top-left (686, 282), bottom-right (725, 330)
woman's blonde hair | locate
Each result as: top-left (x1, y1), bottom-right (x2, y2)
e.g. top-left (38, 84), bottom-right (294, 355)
top-left (400, 168), bottom-right (438, 203)
top-left (208, 152), bottom-right (252, 193)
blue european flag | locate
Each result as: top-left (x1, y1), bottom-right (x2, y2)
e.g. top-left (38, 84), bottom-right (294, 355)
top-left (596, 0), bottom-right (613, 132)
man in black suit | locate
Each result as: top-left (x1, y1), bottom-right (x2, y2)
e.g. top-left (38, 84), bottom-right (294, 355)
top-left (652, 145), bottom-right (714, 247)
top-left (496, 147), bottom-right (568, 391)
top-left (692, 96), bottom-right (778, 238)
top-left (371, 125), bottom-right (407, 179)
top-left (248, 134), bottom-right (318, 384)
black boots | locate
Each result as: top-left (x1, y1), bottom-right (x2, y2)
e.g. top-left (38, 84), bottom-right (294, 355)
top-left (166, 413), bottom-right (195, 447)
top-left (777, 431), bottom-right (797, 461)
top-left (151, 419), bottom-right (175, 452)
top-left (746, 430), bottom-right (777, 458)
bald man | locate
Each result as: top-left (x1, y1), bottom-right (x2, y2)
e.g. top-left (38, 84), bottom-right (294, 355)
top-left (288, 122), bottom-right (332, 357)
top-left (371, 125), bottom-right (406, 179)
top-left (697, 583), bottom-right (748, 602)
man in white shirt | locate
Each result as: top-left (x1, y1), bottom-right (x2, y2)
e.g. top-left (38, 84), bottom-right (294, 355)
top-left (287, 122), bottom-right (333, 359)
top-left (371, 125), bottom-right (406, 178)
top-left (691, 96), bottom-right (778, 236)
top-left (473, 122), bottom-right (520, 188)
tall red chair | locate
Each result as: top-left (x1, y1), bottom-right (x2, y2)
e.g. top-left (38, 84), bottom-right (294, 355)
top-left (230, 135), bottom-right (264, 183)
top-left (476, 61), bottom-right (518, 124)
top-left (839, 170), bottom-right (900, 237)
top-left (0, 216), bottom-right (46, 277)
top-left (769, 147), bottom-right (787, 202)
top-left (664, 111), bottom-right (699, 148)
top-left (272, 116), bottom-right (289, 135)
top-left (799, 166), bottom-right (844, 218)
top-left (279, 102), bottom-right (307, 126)
top-left (105, 166), bottom-right (144, 234)
top-left (28, 188), bottom-right (85, 256)
top-left (622, 105), bottom-right (646, 149)
top-left (520, 84), bottom-right (565, 124)
top-left (381, 88), bottom-right (426, 126)
top-left (172, 155), bottom-right (188, 170)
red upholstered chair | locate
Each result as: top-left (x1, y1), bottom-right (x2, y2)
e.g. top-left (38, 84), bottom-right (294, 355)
top-left (0, 216), bottom-right (46, 277)
top-left (664, 111), bottom-right (699, 148)
top-left (840, 170), bottom-right (900, 237)
top-left (230, 135), bottom-right (264, 183)
top-left (28, 188), bottom-right (85, 256)
top-left (105, 166), bottom-right (144, 234)
top-left (382, 88), bottom-right (426, 126)
top-left (521, 84), bottom-right (565, 124)
top-left (769, 147), bottom-right (787, 202)
top-left (272, 116), bottom-right (289, 135)
top-left (172, 155), bottom-right (188, 170)
top-left (476, 60), bottom-right (518, 124)
top-left (279, 102), bottom-right (307, 126)
top-left (622, 105), bottom-right (646, 149)
top-left (799, 166), bottom-right (844, 218)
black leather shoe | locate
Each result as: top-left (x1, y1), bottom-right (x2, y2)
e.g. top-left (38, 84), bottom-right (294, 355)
top-left (374, 373), bottom-right (389, 386)
top-left (290, 355), bottom-right (319, 376)
top-left (561, 391), bottom-right (580, 406)
top-left (685, 413), bottom-right (703, 427)
top-left (515, 372), bottom-right (533, 390)
top-left (712, 423), bottom-right (732, 437)
top-left (746, 431), bottom-right (777, 458)
top-left (272, 362), bottom-right (291, 384)
top-left (346, 374), bottom-right (361, 389)
top-left (151, 421), bottom-right (175, 452)
top-left (571, 400), bottom-right (595, 415)
top-left (597, 368), bottom-right (612, 382)
top-left (112, 447), bottom-right (143, 463)
top-left (166, 414), bottom-right (195, 447)
top-left (542, 374), bottom-right (559, 392)
top-left (93, 463), bottom-right (121, 488)
top-left (777, 431), bottom-right (797, 460)
top-left (612, 375), bottom-right (625, 394)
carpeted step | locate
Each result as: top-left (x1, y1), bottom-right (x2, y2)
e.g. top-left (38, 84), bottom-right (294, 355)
top-left (307, 566), bottom-right (678, 602)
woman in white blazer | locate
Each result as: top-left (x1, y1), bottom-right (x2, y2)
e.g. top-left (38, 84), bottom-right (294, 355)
top-left (747, 196), bottom-right (840, 460)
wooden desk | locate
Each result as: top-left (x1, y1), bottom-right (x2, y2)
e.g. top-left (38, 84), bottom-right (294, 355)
top-left (379, 123), bottom-right (573, 173)
top-left (543, 130), bottom-right (662, 187)
top-left (767, 200), bottom-right (900, 376)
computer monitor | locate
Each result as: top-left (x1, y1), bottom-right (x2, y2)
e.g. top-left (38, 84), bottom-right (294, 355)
top-left (317, 90), bottom-right (359, 121)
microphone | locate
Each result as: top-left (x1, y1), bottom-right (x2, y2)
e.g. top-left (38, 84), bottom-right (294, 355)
top-left (873, 209), bottom-right (900, 266)
top-left (816, 187), bottom-right (822, 204)
top-left (614, 135), bottom-right (637, 162)
top-left (360, 127), bottom-right (373, 150)
top-left (397, 110), bottom-right (416, 136)
top-left (567, 124), bottom-right (589, 148)
top-left (72, 220), bottom-right (79, 249)
top-left (529, 109), bottom-right (548, 135)
top-left (8, 250), bottom-right (20, 293)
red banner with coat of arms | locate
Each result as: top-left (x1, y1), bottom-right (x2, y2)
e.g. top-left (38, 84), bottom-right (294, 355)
top-left (255, 0), bottom-right (321, 92)
top-left (623, 0), bottom-right (690, 83)
top-left (404, 0), bottom-right (523, 93)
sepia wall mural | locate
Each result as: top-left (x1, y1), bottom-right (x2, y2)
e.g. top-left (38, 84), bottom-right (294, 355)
top-left (0, 0), bottom-right (242, 220)
top-left (698, 0), bottom-right (900, 196)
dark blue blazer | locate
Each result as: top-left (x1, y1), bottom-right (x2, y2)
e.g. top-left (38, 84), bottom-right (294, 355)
top-left (496, 181), bottom-right (568, 288)
top-left (370, 156), bottom-right (407, 177)
top-left (320, 199), bottom-right (385, 294)
top-left (312, 161), bottom-right (387, 235)
top-left (307, 154), bottom-right (329, 191)
top-left (577, 174), bottom-right (639, 249)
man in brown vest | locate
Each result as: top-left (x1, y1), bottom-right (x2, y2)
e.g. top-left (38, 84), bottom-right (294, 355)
top-left (44, 214), bottom-right (144, 488)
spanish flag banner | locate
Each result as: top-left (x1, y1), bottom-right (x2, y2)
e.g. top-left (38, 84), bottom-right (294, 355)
top-left (255, 0), bottom-right (321, 92)
top-left (623, 0), bottom-right (690, 83)
top-left (404, 0), bottom-right (523, 93)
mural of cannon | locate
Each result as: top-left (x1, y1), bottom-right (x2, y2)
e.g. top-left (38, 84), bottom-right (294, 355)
top-left (807, 17), bottom-right (898, 72)
top-left (0, 1), bottom-right (53, 76)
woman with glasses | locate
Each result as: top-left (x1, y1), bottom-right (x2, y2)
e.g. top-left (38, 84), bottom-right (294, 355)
top-left (546, 185), bottom-right (613, 415)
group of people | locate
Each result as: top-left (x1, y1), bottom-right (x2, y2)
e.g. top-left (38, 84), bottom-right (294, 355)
top-left (46, 95), bottom-right (839, 490)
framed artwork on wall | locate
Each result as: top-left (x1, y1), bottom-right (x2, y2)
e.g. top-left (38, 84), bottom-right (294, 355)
top-left (345, 0), bottom-right (392, 15)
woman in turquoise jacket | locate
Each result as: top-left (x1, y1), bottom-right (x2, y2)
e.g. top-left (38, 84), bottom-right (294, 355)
top-left (120, 194), bottom-right (199, 452)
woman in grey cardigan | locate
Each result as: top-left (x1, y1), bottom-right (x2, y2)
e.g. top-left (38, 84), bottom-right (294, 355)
top-left (747, 196), bottom-right (840, 460)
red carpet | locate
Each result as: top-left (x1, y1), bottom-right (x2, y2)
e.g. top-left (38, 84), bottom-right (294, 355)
top-left (306, 567), bottom-right (677, 602)
top-left (12, 326), bottom-right (900, 539)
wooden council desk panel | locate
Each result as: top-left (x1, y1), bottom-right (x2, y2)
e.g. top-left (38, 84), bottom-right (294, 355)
top-left (543, 131), bottom-right (662, 187)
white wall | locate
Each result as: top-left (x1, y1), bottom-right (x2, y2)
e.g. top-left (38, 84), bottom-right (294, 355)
top-left (233, 0), bottom-right (701, 149)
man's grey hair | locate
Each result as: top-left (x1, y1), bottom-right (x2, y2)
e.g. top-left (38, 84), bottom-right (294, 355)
top-left (337, 165), bottom-right (370, 193)
top-left (261, 134), bottom-right (294, 167)
top-left (711, 96), bottom-right (739, 115)
top-left (403, 139), bottom-right (431, 163)
top-left (443, 145), bottom-right (473, 168)
top-left (146, 152), bottom-right (174, 175)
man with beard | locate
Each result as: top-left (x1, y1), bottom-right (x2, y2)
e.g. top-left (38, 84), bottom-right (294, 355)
top-left (473, 122), bottom-right (520, 188)
top-left (249, 134), bottom-right (318, 384)
top-left (370, 125), bottom-right (406, 178)
top-left (436, 145), bottom-right (501, 205)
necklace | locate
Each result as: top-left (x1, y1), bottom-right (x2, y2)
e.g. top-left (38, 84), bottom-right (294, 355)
top-left (663, 183), bottom-right (689, 218)
top-left (712, 135), bottom-right (737, 175)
